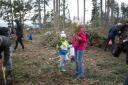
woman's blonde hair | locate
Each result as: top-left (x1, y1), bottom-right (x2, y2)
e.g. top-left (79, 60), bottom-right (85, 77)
top-left (74, 24), bottom-right (80, 33)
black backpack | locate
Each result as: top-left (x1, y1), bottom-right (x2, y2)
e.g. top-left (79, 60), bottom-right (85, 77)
top-left (0, 27), bottom-right (10, 36)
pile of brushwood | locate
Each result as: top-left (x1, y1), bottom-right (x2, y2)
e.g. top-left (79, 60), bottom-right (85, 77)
top-left (41, 31), bottom-right (59, 48)
top-left (41, 30), bottom-right (107, 48)
top-left (87, 31), bottom-right (106, 48)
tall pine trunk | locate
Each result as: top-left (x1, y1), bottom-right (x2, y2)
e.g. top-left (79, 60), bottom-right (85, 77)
top-left (100, 0), bottom-right (103, 25)
top-left (105, 0), bottom-right (107, 21)
top-left (58, 0), bottom-right (60, 29)
top-left (43, 0), bottom-right (46, 24)
top-left (63, 0), bottom-right (65, 29)
top-left (9, 0), bottom-right (14, 28)
top-left (38, 0), bottom-right (42, 28)
top-left (110, 0), bottom-right (114, 24)
top-left (77, 0), bottom-right (79, 20)
top-left (83, 0), bottom-right (86, 25)
top-left (106, 0), bottom-right (110, 26)
top-left (53, 0), bottom-right (55, 29)
top-left (54, 0), bottom-right (59, 30)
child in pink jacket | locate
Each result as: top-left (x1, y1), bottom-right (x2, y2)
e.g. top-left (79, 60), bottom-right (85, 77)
top-left (72, 25), bottom-right (87, 79)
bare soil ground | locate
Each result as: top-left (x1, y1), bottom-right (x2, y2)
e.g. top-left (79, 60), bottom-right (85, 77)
top-left (0, 32), bottom-right (127, 85)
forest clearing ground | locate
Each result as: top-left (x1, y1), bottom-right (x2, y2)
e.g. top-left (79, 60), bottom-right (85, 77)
top-left (9, 32), bottom-right (128, 85)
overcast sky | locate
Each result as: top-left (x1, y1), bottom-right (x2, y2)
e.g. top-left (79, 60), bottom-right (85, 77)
top-left (24, 0), bottom-right (128, 24)
top-left (67, 0), bottom-right (128, 23)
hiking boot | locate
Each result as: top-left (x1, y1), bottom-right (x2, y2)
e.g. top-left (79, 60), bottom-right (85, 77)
top-left (77, 76), bottom-right (85, 80)
top-left (79, 77), bottom-right (85, 80)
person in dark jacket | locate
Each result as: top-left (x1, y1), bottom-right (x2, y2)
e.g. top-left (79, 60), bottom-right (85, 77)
top-left (0, 35), bottom-right (12, 78)
top-left (104, 23), bottom-right (122, 51)
top-left (0, 27), bottom-right (10, 37)
top-left (112, 21), bottom-right (128, 64)
top-left (111, 22), bottom-right (128, 85)
top-left (14, 19), bottom-right (24, 50)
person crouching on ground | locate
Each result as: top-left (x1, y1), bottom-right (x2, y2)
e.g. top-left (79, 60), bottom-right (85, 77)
top-left (57, 31), bottom-right (69, 72)
top-left (104, 23), bottom-right (122, 51)
top-left (72, 25), bottom-right (87, 79)
top-left (0, 35), bottom-right (12, 79)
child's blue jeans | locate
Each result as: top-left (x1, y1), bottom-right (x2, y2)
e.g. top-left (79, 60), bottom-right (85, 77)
top-left (74, 49), bottom-right (85, 78)
top-left (59, 55), bottom-right (66, 69)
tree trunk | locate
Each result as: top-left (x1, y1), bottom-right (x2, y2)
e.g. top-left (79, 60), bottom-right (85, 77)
top-left (56, 0), bottom-right (59, 29)
top-left (9, 0), bottom-right (14, 28)
top-left (54, 0), bottom-right (59, 30)
top-left (100, 0), bottom-right (103, 25)
top-left (106, 0), bottom-right (110, 26)
top-left (110, 0), bottom-right (114, 24)
top-left (105, 0), bottom-right (107, 15)
top-left (20, 0), bottom-right (25, 29)
top-left (38, 0), bottom-right (42, 29)
top-left (77, 0), bottom-right (79, 20)
top-left (53, 0), bottom-right (55, 13)
top-left (83, 0), bottom-right (85, 25)
top-left (63, 0), bottom-right (65, 29)
top-left (53, 0), bottom-right (55, 29)
top-left (43, 0), bottom-right (46, 24)
top-left (104, 0), bottom-right (107, 26)
top-left (58, 0), bottom-right (60, 29)
top-left (68, 9), bottom-right (71, 21)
